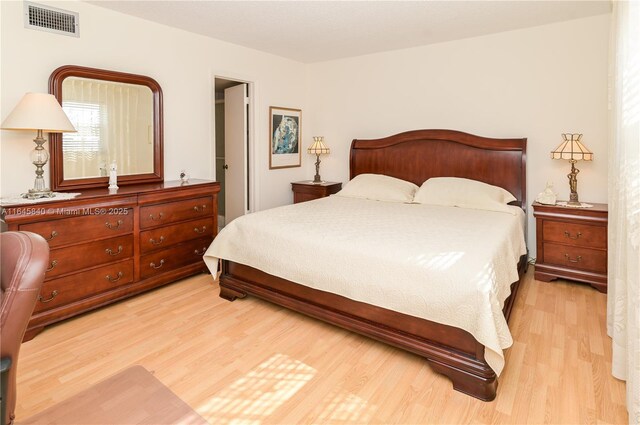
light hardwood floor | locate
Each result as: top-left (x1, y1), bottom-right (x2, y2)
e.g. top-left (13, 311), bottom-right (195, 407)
top-left (16, 269), bottom-right (628, 424)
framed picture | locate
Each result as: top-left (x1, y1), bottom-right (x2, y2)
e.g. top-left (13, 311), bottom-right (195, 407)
top-left (269, 106), bottom-right (302, 169)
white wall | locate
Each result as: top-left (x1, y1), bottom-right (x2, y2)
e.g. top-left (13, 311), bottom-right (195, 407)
top-left (305, 14), bottom-right (610, 255)
top-left (1, 3), bottom-right (610, 254)
top-left (0, 0), bottom-right (308, 210)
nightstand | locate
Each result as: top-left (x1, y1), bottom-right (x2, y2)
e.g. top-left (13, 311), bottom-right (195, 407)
top-left (291, 181), bottom-right (342, 204)
top-left (533, 202), bottom-right (608, 293)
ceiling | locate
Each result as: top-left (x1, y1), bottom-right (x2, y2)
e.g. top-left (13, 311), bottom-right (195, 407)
top-left (89, 1), bottom-right (611, 63)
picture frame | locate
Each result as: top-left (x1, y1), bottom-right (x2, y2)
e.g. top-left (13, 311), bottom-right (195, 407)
top-left (269, 106), bottom-right (302, 169)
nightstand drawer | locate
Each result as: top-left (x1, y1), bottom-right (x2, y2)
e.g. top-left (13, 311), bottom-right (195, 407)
top-left (542, 242), bottom-right (607, 273)
top-left (291, 181), bottom-right (342, 204)
top-left (542, 220), bottom-right (606, 249)
top-left (294, 192), bottom-right (320, 203)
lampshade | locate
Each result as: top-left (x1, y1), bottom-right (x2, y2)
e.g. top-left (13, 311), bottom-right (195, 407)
top-left (1, 93), bottom-right (76, 133)
top-left (550, 133), bottom-right (593, 161)
top-left (307, 136), bottom-right (330, 155)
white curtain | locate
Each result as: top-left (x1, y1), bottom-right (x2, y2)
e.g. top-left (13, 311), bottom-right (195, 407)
top-left (62, 78), bottom-right (152, 179)
top-left (607, 1), bottom-right (640, 424)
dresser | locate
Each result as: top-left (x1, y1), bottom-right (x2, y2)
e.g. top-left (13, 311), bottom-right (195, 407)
top-left (1, 180), bottom-right (219, 340)
top-left (291, 181), bottom-right (342, 203)
top-left (533, 202), bottom-right (608, 293)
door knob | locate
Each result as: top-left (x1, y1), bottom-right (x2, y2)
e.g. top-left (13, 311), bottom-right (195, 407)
top-left (223, 164), bottom-right (229, 170)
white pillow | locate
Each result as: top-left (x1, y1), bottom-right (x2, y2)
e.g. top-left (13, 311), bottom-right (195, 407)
top-left (336, 174), bottom-right (418, 203)
top-left (413, 177), bottom-right (517, 214)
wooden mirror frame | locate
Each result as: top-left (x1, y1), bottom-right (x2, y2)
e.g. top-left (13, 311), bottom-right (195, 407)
top-left (48, 65), bottom-right (164, 191)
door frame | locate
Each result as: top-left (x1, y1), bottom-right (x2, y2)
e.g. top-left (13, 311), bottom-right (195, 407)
top-left (212, 72), bottom-right (258, 214)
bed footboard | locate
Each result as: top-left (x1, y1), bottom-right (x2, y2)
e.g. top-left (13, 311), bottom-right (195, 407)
top-left (219, 284), bottom-right (247, 301)
top-left (218, 255), bottom-right (527, 401)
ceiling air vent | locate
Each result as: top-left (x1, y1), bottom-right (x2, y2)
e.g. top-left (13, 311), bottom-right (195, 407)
top-left (24, 2), bottom-right (79, 37)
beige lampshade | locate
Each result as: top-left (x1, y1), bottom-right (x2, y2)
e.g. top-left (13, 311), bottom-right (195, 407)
top-left (307, 136), bottom-right (330, 155)
top-left (1, 93), bottom-right (76, 133)
top-left (550, 133), bottom-right (593, 161)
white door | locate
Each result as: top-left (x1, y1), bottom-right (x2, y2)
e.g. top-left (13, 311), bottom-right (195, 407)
top-left (224, 83), bottom-right (248, 224)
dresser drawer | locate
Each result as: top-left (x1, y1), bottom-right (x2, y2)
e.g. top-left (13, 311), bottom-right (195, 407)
top-left (46, 235), bottom-right (134, 279)
top-left (140, 196), bottom-right (213, 229)
top-left (34, 260), bottom-right (134, 314)
top-left (20, 211), bottom-right (133, 248)
top-left (542, 242), bottom-right (607, 273)
top-left (140, 237), bottom-right (211, 279)
top-left (140, 217), bottom-right (214, 254)
top-left (542, 220), bottom-right (606, 249)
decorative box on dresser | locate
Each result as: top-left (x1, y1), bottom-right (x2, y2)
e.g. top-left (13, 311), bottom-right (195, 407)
top-left (291, 181), bottom-right (342, 204)
top-left (533, 202), bottom-right (608, 293)
top-left (1, 180), bottom-right (219, 340)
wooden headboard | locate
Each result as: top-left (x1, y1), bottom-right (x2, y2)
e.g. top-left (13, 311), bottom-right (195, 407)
top-left (350, 129), bottom-right (527, 209)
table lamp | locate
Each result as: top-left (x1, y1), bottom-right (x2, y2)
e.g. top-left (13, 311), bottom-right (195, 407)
top-left (1, 93), bottom-right (76, 199)
top-left (550, 133), bottom-right (593, 206)
top-left (307, 136), bottom-right (330, 183)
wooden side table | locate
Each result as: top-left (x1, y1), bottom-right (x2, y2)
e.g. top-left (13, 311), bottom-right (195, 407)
top-left (291, 181), bottom-right (342, 204)
top-left (533, 202), bottom-right (608, 292)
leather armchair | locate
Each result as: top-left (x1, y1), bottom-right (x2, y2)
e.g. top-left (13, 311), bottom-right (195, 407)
top-left (1, 232), bottom-right (49, 425)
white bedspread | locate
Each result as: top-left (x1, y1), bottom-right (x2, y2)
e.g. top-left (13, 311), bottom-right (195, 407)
top-left (204, 196), bottom-right (527, 375)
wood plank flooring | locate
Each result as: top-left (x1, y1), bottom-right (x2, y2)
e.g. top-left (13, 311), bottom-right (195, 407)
top-left (15, 269), bottom-right (628, 424)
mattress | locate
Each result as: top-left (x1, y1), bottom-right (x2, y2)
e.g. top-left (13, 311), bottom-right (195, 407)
top-left (204, 195), bottom-right (527, 375)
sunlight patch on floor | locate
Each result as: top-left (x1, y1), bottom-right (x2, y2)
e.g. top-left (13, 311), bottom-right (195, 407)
top-left (315, 390), bottom-right (373, 424)
top-left (197, 353), bottom-right (316, 424)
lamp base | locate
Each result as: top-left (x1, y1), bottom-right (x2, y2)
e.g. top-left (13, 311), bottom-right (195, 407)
top-left (23, 189), bottom-right (55, 200)
top-left (567, 192), bottom-right (580, 206)
top-left (24, 130), bottom-right (55, 200)
top-left (313, 154), bottom-right (323, 184)
top-left (565, 161), bottom-right (582, 207)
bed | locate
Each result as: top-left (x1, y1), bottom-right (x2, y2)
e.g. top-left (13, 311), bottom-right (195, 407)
top-left (205, 129), bottom-right (527, 401)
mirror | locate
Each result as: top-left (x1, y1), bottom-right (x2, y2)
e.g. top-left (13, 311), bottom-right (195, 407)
top-left (61, 77), bottom-right (154, 179)
top-left (49, 65), bottom-right (163, 191)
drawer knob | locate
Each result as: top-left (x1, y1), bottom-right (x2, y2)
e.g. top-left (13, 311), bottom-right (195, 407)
top-left (46, 260), bottom-right (58, 272)
top-left (193, 226), bottom-right (207, 234)
top-left (44, 230), bottom-right (58, 241)
top-left (150, 259), bottom-right (165, 269)
top-left (105, 271), bottom-right (124, 283)
top-left (38, 290), bottom-right (59, 303)
top-left (105, 245), bottom-right (123, 256)
top-left (564, 231), bottom-right (582, 240)
top-left (149, 212), bottom-right (164, 221)
top-left (106, 220), bottom-right (124, 230)
top-left (194, 247), bottom-right (206, 256)
top-left (564, 254), bottom-right (583, 263)
top-left (193, 205), bottom-right (207, 212)
top-left (149, 236), bottom-right (165, 246)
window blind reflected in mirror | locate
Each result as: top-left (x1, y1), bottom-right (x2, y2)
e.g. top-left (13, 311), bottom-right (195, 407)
top-left (61, 77), bottom-right (154, 179)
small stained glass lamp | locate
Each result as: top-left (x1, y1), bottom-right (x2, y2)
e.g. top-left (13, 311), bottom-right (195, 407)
top-left (1, 93), bottom-right (76, 199)
top-left (307, 136), bottom-right (330, 183)
top-left (550, 133), bottom-right (593, 206)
